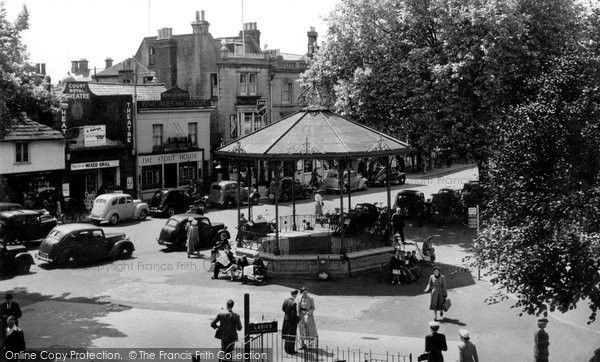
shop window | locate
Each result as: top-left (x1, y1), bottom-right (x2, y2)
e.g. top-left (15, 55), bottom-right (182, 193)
top-left (15, 143), bottom-right (29, 164)
top-left (153, 124), bottom-right (163, 146)
top-left (178, 162), bottom-right (197, 186)
top-left (239, 73), bottom-right (257, 96)
top-left (188, 123), bottom-right (197, 145)
top-left (142, 165), bottom-right (161, 189)
top-left (282, 81), bottom-right (293, 104)
top-left (210, 73), bottom-right (218, 98)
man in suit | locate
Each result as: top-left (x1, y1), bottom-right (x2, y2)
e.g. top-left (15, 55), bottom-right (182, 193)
top-left (211, 299), bottom-right (242, 362)
top-left (425, 321), bottom-right (447, 362)
top-left (282, 290), bottom-right (299, 355)
top-left (391, 208), bottom-right (405, 243)
top-left (534, 318), bottom-right (550, 362)
top-left (0, 293), bottom-right (22, 341)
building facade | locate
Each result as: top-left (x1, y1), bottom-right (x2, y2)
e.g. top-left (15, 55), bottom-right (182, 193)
top-left (136, 87), bottom-right (213, 201)
top-left (0, 119), bottom-right (65, 204)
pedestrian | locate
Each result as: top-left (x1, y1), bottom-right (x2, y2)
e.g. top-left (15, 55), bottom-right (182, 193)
top-left (457, 329), bottom-right (478, 362)
top-left (186, 218), bottom-right (200, 258)
top-left (282, 290), bottom-right (300, 355)
top-left (309, 169), bottom-right (321, 191)
top-left (424, 266), bottom-right (447, 321)
top-left (378, 208), bottom-right (390, 239)
top-left (534, 318), bottom-right (550, 362)
top-left (391, 208), bottom-right (405, 243)
top-left (210, 299), bottom-right (242, 362)
top-left (212, 246), bottom-right (235, 280)
top-left (2, 315), bottom-right (25, 360)
top-left (0, 293), bottom-right (22, 341)
top-left (297, 287), bottom-right (317, 349)
top-left (424, 320), bottom-right (447, 362)
top-left (314, 193), bottom-right (324, 219)
top-left (391, 249), bottom-right (402, 285)
top-left (239, 213), bottom-right (248, 227)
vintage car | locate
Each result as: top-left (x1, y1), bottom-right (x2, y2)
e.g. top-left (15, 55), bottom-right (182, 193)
top-left (157, 213), bottom-right (225, 250)
top-left (368, 166), bottom-right (406, 186)
top-left (395, 189), bottom-right (425, 218)
top-left (148, 188), bottom-right (207, 217)
top-left (0, 210), bottom-right (57, 244)
top-left (206, 181), bottom-right (260, 208)
top-left (89, 193), bottom-right (149, 225)
top-left (0, 239), bottom-right (34, 275)
top-left (36, 223), bottom-right (134, 267)
top-left (0, 203), bottom-right (23, 212)
top-left (268, 177), bottom-right (312, 202)
top-left (322, 170), bottom-right (369, 193)
top-left (349, 203), bottom-right (380, 229)
top-left (431, 188), bottom-right (462, 216)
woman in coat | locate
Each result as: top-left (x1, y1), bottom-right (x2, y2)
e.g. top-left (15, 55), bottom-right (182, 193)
top-left (314, 193), bottom-right (324, 217)
top-left (390, 250), bottom-right (402, 285)
top-left (424, 266), bottom-right (447, 321)
top-left (297, 287), bottom-right (318, 349)
top-left (186, 218), bottom-right (200, 257)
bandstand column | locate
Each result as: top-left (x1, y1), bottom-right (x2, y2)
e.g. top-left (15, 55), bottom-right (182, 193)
top-left (347, 167), bottom-right (352, 209)
top-left (237, 164), bottom-right (241, 241)
top-left (386, 156), bottom-right (393, 244)
top-left (338, 160), bottom-right (345, 253)
top-left (273, 161), bottom-right (280, 249)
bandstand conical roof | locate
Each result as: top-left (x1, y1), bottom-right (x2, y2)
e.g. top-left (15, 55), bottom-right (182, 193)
top-left (215, 107), bottom-right (410, 160)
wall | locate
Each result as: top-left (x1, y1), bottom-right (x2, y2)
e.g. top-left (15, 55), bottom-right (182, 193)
top-left (136, 109), bottom-right (212, 154)
top-left (0, 140), bottom-right (65, 175)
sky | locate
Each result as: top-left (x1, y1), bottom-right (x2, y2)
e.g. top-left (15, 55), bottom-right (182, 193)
top-left (5, 0), bottom-right (339, 82)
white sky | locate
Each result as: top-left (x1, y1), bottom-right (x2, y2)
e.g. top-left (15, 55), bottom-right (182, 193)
top-left (5, 0), bottom-right (338, 82)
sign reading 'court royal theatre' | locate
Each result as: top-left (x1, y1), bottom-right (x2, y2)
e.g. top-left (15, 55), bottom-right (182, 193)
top-left (64, 82), bottom-right (91, 100)
top-left (138, 151), bottom-right (202, 166)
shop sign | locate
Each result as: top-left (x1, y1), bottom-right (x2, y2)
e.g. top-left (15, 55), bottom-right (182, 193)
top-left (61, 108), bottom-right (67, 133)
top-left (64, 82), bottom-right (91, 100)
top-left (138, 151), bottom-right (202, 166)
top-left (137, 99), bottom-right (210, 109)
top-left (126, 102), bottom-right (133, 144)
top-left (84, 125), bottom-right (106, 147)
top-left (84, 191), bottom-right (96, 210)
top-left (126, 176), bottom-right (134, 190)
top-left (248, 321), bottom-right (278, 335)
top-left (71, 159), bottom-right (119, 171)
top-left (62, 183), bottom-right (70, 197)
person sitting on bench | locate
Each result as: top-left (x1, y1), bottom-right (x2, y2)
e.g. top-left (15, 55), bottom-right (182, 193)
top-left (212, 246), bottom-right (235, 280)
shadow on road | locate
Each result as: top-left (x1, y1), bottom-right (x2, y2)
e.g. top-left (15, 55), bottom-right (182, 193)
top-left (6, 288), bottom-right (131, 349)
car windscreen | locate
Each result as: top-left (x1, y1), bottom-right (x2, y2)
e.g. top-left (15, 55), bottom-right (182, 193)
top-left (211, 185), bottom-right (222, 191)
top-left (95, 199), bottom-right (107, 204)
top-left (47, 229), bottom-right (63, 240)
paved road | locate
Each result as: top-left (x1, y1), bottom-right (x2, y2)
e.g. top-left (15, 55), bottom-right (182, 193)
top-left (2, 165), bottom-right (599, 361)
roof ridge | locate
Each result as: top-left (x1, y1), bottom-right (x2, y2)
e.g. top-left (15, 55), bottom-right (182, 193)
top-left (319, 110), bottom-right (350, 154)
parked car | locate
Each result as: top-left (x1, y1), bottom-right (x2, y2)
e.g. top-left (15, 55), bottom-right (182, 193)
top-left (149, 188), bottom-right (207, 217)
top-left (0, 239), bottom-right (34, 275)
top-left (0, 210), bottom-right (57, 244)
top-left (206, 181), bottom-right (260, 208)
top-left (348, 203), bottom-right (380, 231)
top-left (394, 189), bottom-right (425, 218)
top-left (268, 177), bottom-right (312, 202)
top-left (368, 166), bottom-right (406, 186)
top-left (157, 213), bottom-right (225, 250)
top-left (322, 170), bottom-right (369, 193)
top-left (0, 203), bottom-right (23, 212)
top-left (431, 188), bottom-right (462, 216)
top-left (461, 181), bottom-right (484, 207)
top-left (36, 223), bottom-right (134, 267)
top-left (88, 193), bottom-right (149, 225)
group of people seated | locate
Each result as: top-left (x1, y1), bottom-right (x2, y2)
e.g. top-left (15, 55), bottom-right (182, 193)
top-left (390, 249), bottom-right (421, 285)
top-left (211, 232), bottom-right (266, 283)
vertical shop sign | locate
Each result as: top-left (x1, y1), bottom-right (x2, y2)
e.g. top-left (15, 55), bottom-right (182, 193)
top-left (126, 102), bottom-right (133, 144)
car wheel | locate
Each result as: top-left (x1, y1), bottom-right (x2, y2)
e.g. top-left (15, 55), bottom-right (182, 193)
top-left (250, 194), bottom-right (260, 205)
top-left (16, 258), bottom-right (31, 274)
top-left (303, 190), bottom-right (311, 199)
top-left (138, 209), bottom-right (148, 220)
top-left (224, 198), bottom-right (235, 208)
top-left (361, 183), bottom-right (368, 191)
top-left (281, 192), bottom-right (289, 202)
top-left (109, 214), bottom-right (119, 225)
top-left (400, 177), bottom-right (406, 185)
top-left (166, 207), bottom-right (176, 217)
top-left (119, 245), bottom-right (133, 259)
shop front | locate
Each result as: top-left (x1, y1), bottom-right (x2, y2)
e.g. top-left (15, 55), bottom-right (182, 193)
top-left (138, 150), bottom-right (205, 201)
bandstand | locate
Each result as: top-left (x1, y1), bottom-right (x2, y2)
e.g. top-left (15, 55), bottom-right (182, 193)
top-left (214, 89), bottom-right (410, 279)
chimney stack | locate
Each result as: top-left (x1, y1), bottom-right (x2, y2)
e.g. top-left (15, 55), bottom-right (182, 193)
top-left (71, 60), bottom-right (79, 74)
top-left (241, 22), bottom-right (261, 50)
top-left (307, 26), bottom-right (318, 58)
top-left (192, 10), bottom-right (210, 34)
top-left (105, 57), bottom-right (113, 69)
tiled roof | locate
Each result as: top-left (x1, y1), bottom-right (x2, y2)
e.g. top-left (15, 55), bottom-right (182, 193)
top-left (2, 119), bottom-right (64, 142)
top-left (95, 58), bottom-right (155, 78)
top-left (88, 83), bottom-right (167, 100)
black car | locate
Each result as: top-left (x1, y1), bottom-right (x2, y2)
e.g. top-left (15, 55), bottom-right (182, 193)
top-left (0, 239), bottom-right (34, 275)
top-left (36, 224), bottom-right (134, 267)
top-left (368, 166), bottom-right (406, 186)
top-left (268, 177), bottom-right (311, 202)
top-left (0, 210), bottom-right (57, 244)
top-left (349, 203), bottom-right (380, 229)
top-left (395, 190), bottom-right (425, 218)
top-left (149, 188), bottom-right (206, 217)
top-left (157, 213), bottom-right (224, 250)
top-left (431, 188), bottom-right (462, 216)
top-left (0, 203), bottom-right (23, 212)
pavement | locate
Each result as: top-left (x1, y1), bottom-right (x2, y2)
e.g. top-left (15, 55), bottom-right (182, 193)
top-left (3, 165), bottom-right (600, 362)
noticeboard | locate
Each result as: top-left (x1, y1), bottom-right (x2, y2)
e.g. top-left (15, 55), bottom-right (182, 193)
top-left (468, 206), bottom-right (478, 229)
top-left (248, 321), bottom-right (278, 335)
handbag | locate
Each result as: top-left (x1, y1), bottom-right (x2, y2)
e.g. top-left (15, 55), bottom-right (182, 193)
top-left (417, 352), bottom-right (430, 361)
top-left (442, 298), bottom-right (452, 312)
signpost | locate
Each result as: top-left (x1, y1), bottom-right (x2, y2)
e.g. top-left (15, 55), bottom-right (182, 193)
top-left (255, 100), bottom-right (267, 117)
top-left (468, 206), bottom-right (479, 230)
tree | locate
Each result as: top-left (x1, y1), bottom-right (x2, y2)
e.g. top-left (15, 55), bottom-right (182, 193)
top-left (476, 53), bottom-right (600, 323)
top-left (0, 1), bottom-right (59, 128)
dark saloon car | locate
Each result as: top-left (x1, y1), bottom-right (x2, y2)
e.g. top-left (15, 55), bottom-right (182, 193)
top-left (0, 239), bottom-right (34, 275)
top-left (268, 177), bottom-right (311, 202)
top-left (157, 213), bottom-right (224, 250)
top-left (36, 224), bottom-right (134, 267)
top-left (368, 166), bottom-right (406, 186)
top-left (149, 188), bottom-right (206, 217)
top-left (394, 189), bottom-right (425, 218)
top-left (0, 210), bottom-right (57, 244)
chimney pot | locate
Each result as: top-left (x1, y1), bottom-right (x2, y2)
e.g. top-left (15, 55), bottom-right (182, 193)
top-left (201, 10), bottom-right (205, 21)
top-left (196, 10), bottom-right (200, 21)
